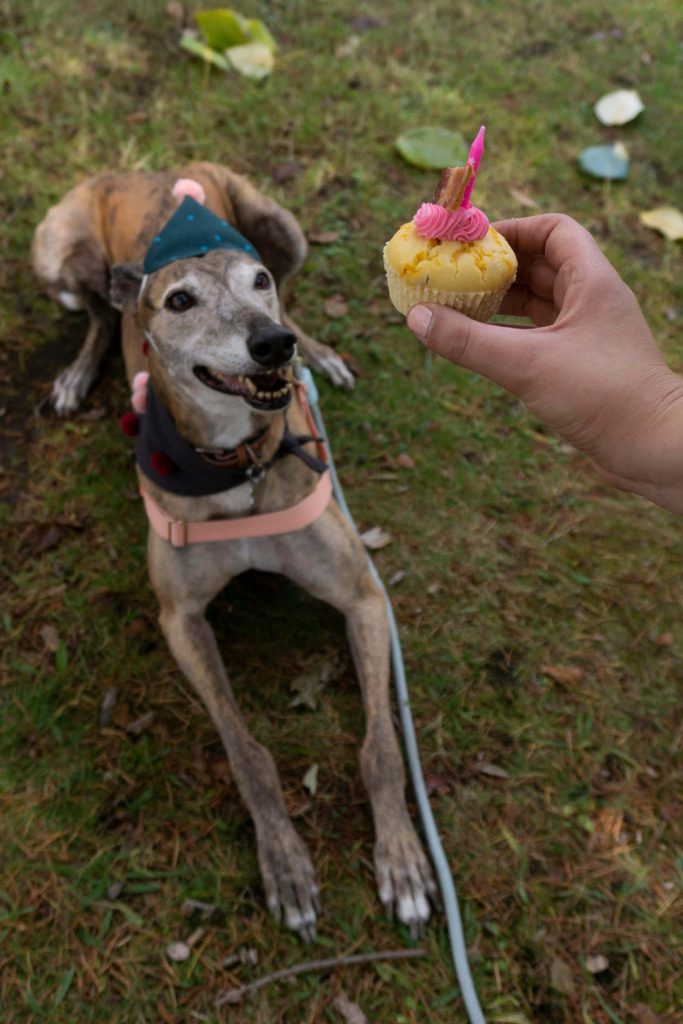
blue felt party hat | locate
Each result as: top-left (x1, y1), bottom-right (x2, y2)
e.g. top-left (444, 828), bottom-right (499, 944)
top-left (143, 196), bottom-right (260, 274)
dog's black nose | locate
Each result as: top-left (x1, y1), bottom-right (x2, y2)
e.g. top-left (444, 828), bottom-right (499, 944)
top-left (247, 325), bottom-right (296, 368)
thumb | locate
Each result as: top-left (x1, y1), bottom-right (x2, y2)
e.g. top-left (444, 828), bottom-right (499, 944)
top-left (407, 303), bottom-right (538, 393)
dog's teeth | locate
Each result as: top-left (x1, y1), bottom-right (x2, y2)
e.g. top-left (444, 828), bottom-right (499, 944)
top-left (245, 377), bottom-right (257, 394)
top-left (238, 373), bottom-right (245, 383)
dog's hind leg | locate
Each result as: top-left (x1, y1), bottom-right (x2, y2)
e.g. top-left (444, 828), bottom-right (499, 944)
top-left (51, 291), bottom-right (118, 415)
top-left (150, 544), bottom-right (320, 941)
top-left (33, 190), bottom-right (116, 415)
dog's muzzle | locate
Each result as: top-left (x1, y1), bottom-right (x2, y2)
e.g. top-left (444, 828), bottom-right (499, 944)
top-left (193, 363), bottom-right (295, 411)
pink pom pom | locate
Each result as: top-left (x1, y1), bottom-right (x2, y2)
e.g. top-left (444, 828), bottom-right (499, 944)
top-left (172, 178), bottom-right (206, 206)
top-left (131, 370), bottom-right (149, 413)
top-left (132, 389), bottom-right (147, 413)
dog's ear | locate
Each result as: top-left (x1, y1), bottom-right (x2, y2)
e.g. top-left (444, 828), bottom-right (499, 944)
top-left (241, 209), bottom-right (307, 289)
top-left (201, 166), bottom-right (307, 288)
top-left (111, 262), bottom-right (144, 309)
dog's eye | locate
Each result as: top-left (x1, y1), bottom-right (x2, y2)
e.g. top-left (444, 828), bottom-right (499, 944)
top-left (165, 291), bottom-right (195, 312)
top-left (254, 272), bottom-right (271, 290)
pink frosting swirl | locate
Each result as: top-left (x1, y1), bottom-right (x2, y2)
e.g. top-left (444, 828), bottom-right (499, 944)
top-left (413, 202), bottom-right (489, 242)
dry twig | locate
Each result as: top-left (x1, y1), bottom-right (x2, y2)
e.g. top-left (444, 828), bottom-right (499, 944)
top-left (214, 947), bottom-right (427, 1006)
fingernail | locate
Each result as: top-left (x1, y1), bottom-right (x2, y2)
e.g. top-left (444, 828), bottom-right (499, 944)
top-left (407, 304), bottom-right (433, 342)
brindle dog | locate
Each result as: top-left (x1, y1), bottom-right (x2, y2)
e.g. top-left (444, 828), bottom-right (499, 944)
top-left (32, 163), bottom-right (435, 940)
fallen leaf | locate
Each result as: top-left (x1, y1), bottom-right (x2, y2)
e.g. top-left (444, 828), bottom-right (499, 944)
top-left (542, 664), bottom-right (583, 685)
top-left (324, 294), bottom-right (349, 318)
top-left (332, 991), bottom-right (369, 1024)
top-left (29, 523), bottom-right (65, 554)
top-left (99, 686), bottom-right (119, 728)
top-left (640, 206), bottom-right (683, 242)
top-left (594, 88), bottom-right (644, 126)
top-left (388, 570), bottom-right (405, 586)
top-left (550, 956), bottom-right (575, 995)
top-left (207, 757), bottom-right (231, 785)
top-left (351, 15), bottom-right (385, 32)
top-left (335, 35), bottom-right (361, 59)
top-left (39, 624), bottom-right (60, 652)
top-left (221, 946), bottom-right (258, 968)
top-left (126, 710), bottom-right (156, 737)
top-left (509, 186), bottom-right (540, 209)
top-left (308, 229), bottom-right (340, 244)
top-left (425, 774), bottom-right (452, 796)
top-left (395, 126), bottom-right (468, 170)
top-left (166, 941), bottom-right (191, 963)
top-left (397, 452), bottom-right (415, 469)
top-left (290, 653), bottom-right (344, 709)
top-left (107, 881), bottom-right (123, 900)
top-left (179, 32), bottom-right (233, 71)
top-left (196, 7), bottom-right (245, 49)
top-left (302, 763), bottom-right (319, 795)
top-left (272, 160), bottom-right (301, 182)
top-left (226, 41), bottom-right (274, 80)
top-left (631, 1005), bottom-right (666, 1024)
top-left (360, 526), bottom-right (392, 550)
top-left (585, 954), bottom-right (609, 974)
top-left (182, 898), bottom-right (219, 919)
top-left (125, 111), bottom-right (148, 124)
top-left (474, 762), bottom-right (509, 779)
top-left (578, 143), bottom-right (629, 180)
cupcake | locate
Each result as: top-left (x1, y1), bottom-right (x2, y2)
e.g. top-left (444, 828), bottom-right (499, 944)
top-left (384, 126), bottom-right (517, 322)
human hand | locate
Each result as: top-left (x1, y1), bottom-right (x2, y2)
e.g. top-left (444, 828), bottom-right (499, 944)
top-left (407, 213), bottom-right (683, 514)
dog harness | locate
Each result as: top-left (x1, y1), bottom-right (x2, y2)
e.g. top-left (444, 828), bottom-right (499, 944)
top-left (136, 378), bottom-right (333, 548)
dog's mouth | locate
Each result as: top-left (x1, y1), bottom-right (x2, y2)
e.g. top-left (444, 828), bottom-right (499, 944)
top-left (193, 364), bottom-right (294, 411)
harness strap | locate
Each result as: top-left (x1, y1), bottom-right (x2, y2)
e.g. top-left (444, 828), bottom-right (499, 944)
top-left (141, 470), bottom-right (332, 548)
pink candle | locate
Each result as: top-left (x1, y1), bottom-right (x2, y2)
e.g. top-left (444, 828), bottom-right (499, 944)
top-left (461, 125), bottom-right (485, 208)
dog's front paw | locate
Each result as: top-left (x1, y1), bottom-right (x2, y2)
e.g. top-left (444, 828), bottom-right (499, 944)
top-left (257, 824), bottom-right (320, 942)
top-left (374, 823), bottom-right (437, 939)
top-left (52, 363), bottom-right (93, 416)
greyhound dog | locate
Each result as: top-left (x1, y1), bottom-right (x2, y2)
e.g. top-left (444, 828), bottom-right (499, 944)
top-left (32, 163), bottom-right (435, 940)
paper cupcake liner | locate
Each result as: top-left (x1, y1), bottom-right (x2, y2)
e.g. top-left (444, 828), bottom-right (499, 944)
top-left (384, 262), bottom-right (513, 323)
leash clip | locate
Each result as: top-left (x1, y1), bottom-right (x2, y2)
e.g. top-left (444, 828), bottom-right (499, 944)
top-left (244, 443), bottom-right (266, 483)
top-left (246, 462), bottom-right (266, 483)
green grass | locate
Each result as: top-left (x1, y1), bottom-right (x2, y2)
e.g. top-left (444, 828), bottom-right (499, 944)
top-left (1, 0), bottom-right (682, 1021)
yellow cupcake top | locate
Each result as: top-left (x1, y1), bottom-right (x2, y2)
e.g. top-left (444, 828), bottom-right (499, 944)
top-left (384, 221), bottom-right (517, 294)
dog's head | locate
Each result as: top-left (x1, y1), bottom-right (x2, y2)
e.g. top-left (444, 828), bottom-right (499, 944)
top-left (112, 249), bottom-right (297, 415)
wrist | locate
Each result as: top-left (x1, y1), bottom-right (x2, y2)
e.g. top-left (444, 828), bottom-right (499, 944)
top-left (594, 369), bottom-right (683, 515)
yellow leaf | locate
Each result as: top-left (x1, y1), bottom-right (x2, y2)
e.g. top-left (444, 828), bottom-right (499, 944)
top-left (226, 42), bottom-right (274, 79)
top-left (640, 206), bottom-right (683, 242)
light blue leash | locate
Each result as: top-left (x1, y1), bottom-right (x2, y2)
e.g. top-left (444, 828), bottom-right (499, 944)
top-left (299, 365), bottom-right (487, 1024)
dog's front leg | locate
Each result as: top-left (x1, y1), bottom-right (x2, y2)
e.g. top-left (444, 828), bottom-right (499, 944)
top-left (345, 572), bottom-right (437, 937)
top-left (151, 548), bottom-right (319, 940)
top-left (280, 514), bottom-right (436, 936)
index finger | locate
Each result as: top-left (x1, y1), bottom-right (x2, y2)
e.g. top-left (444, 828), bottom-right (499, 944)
top-left (493, 213), bottom-right (606, 273)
